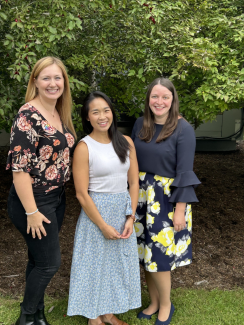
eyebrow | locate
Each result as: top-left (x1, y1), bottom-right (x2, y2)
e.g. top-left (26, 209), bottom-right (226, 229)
top-left (90, 106), bottom-right (110, 112)
top-left (41, 74), bottom-right (62, 77)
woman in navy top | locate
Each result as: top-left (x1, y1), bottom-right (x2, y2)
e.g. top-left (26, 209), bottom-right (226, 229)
top-left (132, 78), bottom-right (200, 325)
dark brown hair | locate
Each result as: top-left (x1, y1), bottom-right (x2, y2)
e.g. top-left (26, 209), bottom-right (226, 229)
top-left (139, 78), bottom-right (179, 142)
top-left (82, 91), bottom-right (130, 163)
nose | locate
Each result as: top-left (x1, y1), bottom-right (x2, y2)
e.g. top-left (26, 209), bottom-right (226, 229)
top-left (156, 97), bottom-right (163, 104)
top-left (98, 112), bottom-right (106, 119)
top-left (49, 78), bottom-right (56, 86)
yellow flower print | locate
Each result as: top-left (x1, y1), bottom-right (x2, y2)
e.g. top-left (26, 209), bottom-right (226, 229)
top-left (154, 175), bottom-right (163, 182)
top-left (162, 177), bottom-right (169, 186)
top-left (166, 243), bottom-right (176, 256)
top-left (175, 239), bottom-right (188, 257)
top-left (179, 259), bottom-right (191, 267)
top-left (138, 189), bottom-right (147, 203)
top-left (134, 222), bottom-right (144, 237)
top-left (147, 186), bottom-right (155, 204)
top-left (187, 237), bottom-right (191, 246)
top-left (151, 228), bottom-right (174, 247)
top-left (139, 172), bottom-right (146, 181)
top-left (161, 178), bottom-right (174, 195)
top-left (144, 245), bottom-right (152, 263)
top-left (185, 205), bottom-right (192, 231)
top-left (168, 211), bottom-right (174, 221)
top-left (151, 202), bottom-right (160, 214)
top-left (148, 262), bottom-right (157, 272)
top-left (171, 263), bottom-right (176, 271)
top-left (146, 213), bottom-right (155, 225)
top-left (137, 243), bottom-right (145, 260)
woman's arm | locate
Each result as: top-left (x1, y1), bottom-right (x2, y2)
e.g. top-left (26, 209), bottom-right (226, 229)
top-left (171, 122), bottom-right (199, 231)
top-left (173, 202), bottom-right (186, 232)
top-left (121, 136), bottom-right (139, 239)
top-left (13, 172), bottom-right (51, 239)
top-left (72, 141), bottom-right (121, 240)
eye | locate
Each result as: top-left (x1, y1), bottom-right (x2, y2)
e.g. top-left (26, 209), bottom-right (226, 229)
top-left (151, 95), bottom-right (157, 98)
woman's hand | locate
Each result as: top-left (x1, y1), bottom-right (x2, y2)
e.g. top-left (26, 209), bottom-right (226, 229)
top-left (27, 211), bottom-right (51, 239)
top-left (173, 202), bottom-right (186, 232)
top-left (121, 218), bottom-right (134, 239)
top-left (101, 224), bottom-right (121, 240)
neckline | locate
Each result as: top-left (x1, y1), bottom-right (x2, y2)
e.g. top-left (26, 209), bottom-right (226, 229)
top-left (27, 102), bottom-right (65, 135)
top-left (87, 135), bottom-right (112, 145)
top-left (154, 117), bottom-right (183, 126)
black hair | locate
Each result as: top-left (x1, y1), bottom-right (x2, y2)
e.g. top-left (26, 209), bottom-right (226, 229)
top-left (82, 91), bottom-right (130, 163)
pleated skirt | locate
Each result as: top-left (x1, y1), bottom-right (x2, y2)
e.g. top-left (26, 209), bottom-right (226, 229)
top-left (67, 191), bottom-right (141, 319)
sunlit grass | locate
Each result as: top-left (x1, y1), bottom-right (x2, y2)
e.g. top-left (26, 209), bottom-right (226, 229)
top-left (1, 288), bottom-right (243, 325)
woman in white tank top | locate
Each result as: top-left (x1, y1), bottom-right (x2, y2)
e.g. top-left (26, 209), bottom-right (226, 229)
top-left (67, 91), bottom-right (141, 325)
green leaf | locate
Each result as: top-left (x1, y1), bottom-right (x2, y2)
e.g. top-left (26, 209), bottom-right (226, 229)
top-left (5, 34), bottom-right (14, 40)
top-left (17, 22), bottom-right (23, 28)
top-left (10, 22), bottom-right (17, 29)
top-left (138, 67), bottom-right (143, 75)
top-left (128, 70), bottom-right (135, 76)
top-left (4, 40), bottom-right (10, 46)
top-left (49, 26), bottom-right (57, 34)
top-left (0, 12), bottom-right (7, 20)
top-left (49, 35), bottom-right (56, 42)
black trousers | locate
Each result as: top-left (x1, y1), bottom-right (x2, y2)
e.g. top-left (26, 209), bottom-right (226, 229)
top-left (7, 184), bottom-right (66, 314)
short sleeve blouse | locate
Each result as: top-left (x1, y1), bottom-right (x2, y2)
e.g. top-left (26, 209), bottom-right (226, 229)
top-left (6, 103), bottom-right (76, 193)
top-left (131, 117), bottom-right (201, 203)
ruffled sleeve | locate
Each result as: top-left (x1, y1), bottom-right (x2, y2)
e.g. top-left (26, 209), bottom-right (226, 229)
top-left (6, 105), bottom-right (40, 175)
top-left (169, 122), bottom-right (201, 203)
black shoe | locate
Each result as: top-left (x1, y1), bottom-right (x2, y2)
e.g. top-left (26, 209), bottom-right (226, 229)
top-left (15, 312), bottom-right (35, 325)
top-left (34, 308), bottom-right (51, 325)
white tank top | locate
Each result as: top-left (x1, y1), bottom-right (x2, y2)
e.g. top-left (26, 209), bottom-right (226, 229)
top-left (80, 135), bottom-right (130, 194)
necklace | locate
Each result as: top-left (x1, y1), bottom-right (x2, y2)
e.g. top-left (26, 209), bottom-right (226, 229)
top-left (39, 97), bottom-right (56, 117)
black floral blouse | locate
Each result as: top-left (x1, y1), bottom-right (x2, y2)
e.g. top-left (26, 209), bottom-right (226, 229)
top-left (6, 103), bottom-right (76, 193)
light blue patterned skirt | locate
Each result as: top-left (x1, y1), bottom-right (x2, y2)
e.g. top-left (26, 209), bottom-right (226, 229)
top-left (67, 191), bottom-right (141, 319)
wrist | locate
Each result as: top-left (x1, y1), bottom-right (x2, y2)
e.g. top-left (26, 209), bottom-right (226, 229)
top-left (99, 222), bottom-right (108, 232)
top-left (126, 214), bottom-right (136, 223)
top-left (26, 208), bottom-right (39, 216)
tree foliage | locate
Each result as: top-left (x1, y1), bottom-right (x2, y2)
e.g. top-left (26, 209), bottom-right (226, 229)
top-left (1, 0), bottom-right (244, 132)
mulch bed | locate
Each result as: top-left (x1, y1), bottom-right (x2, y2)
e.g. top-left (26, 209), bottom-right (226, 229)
top-left (0, 142), bottom-right (244, 298)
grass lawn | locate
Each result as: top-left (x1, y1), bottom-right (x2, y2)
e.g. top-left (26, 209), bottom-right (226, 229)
top-left (0, 288), bottom-right (243, 325)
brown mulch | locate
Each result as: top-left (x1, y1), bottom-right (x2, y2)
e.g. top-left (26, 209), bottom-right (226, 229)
top-left (0, 142), bottom-right (244, 299)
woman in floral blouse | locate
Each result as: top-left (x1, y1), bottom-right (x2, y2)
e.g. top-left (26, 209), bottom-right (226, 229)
top-left (6, 56), bottom-right (76, 325)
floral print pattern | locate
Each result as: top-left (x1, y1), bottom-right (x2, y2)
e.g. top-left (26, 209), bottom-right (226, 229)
top-left (67, 191), bottom-right (141, 318)
top-left (136, 172), bottom-right (192, 272)
top-left (6, 103), bottom-right (75, 193)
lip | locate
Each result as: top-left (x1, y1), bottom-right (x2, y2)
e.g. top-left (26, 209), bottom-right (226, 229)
top-left (98, 121), bottom-right (108, 127)
top-left (154, 106), bottom-right (165, 110)
top-left (46, 89), bottom-right (59, 93)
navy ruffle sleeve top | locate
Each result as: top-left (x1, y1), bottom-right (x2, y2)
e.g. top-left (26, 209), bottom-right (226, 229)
top-left (131, 117), bottom-right (200, 203)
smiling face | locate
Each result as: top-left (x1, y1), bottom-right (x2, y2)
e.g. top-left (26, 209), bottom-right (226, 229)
top-left (34, 64), bottom-right (64, 102)
top-left (88, 97), bottom-right (113, 133)
top-left (149, 84), bottom-right (173, 124)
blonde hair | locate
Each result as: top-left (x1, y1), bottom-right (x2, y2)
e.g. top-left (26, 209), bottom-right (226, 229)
top-left (25, 56), bottom-right (77, 139)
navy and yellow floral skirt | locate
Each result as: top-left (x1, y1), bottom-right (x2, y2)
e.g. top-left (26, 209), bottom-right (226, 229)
top-left (135, 172), bottom-right (192, 272)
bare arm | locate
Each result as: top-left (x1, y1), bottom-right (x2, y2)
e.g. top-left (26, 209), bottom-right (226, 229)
top-left (13, 172), bottom-right (51, 239)
top-left (121, 136), bottom-right (139, 239)
top-left (72, 141), bottom-right (121, 240)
